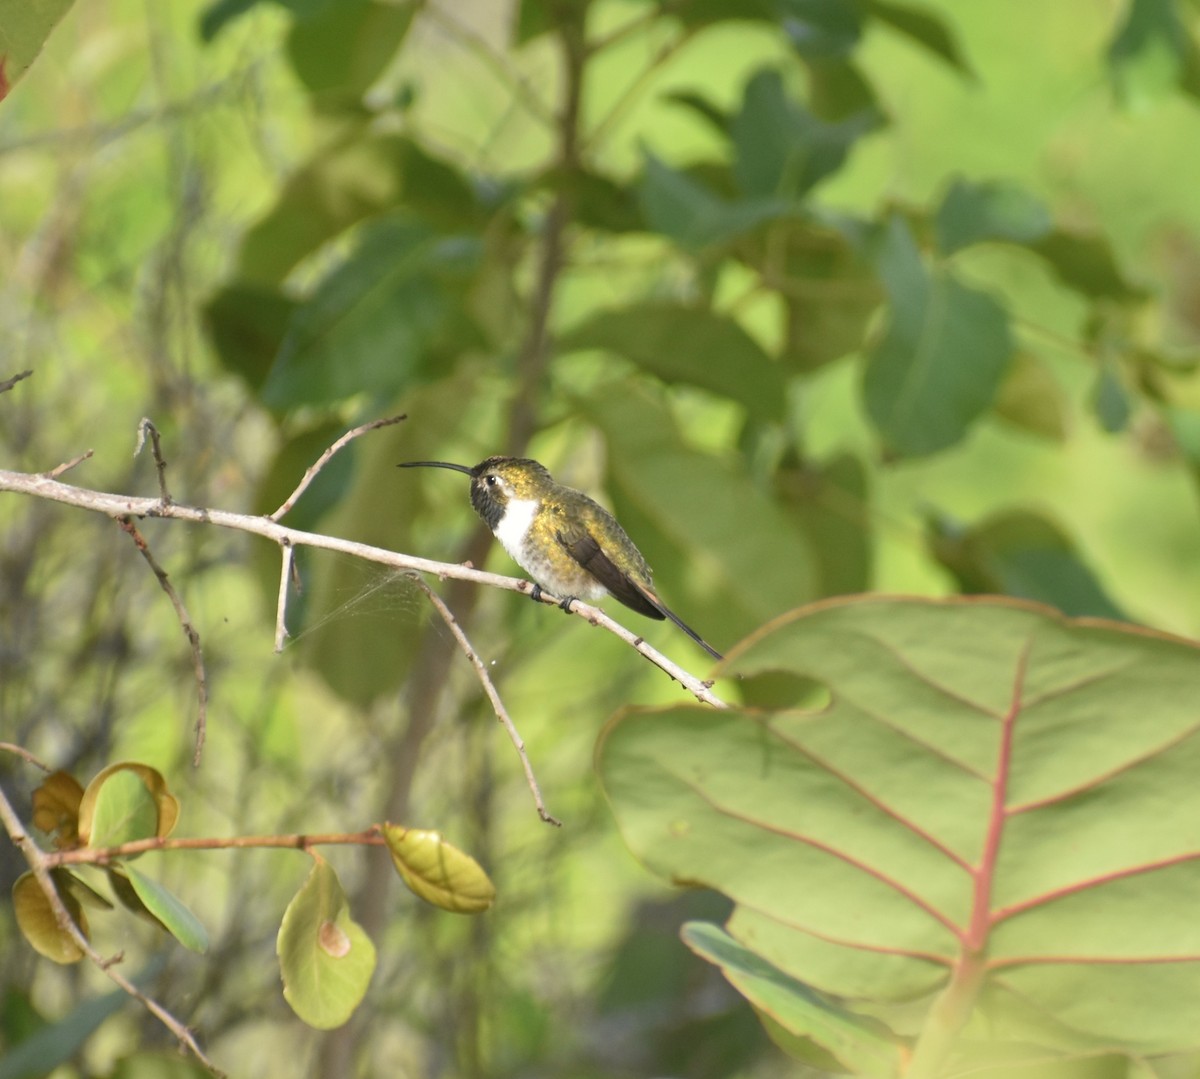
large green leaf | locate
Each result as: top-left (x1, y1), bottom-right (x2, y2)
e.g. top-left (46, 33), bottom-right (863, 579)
top-left (263, 219), bottom-right (482, 409)
top-left (119, 865), bottom-right (209, 954)
top-left (277, 856), bottom-right (376, 1029)
top-left (0, 0), bottom-right (74, 102)
top-left (863, 216), bottom-right (1014, 456)
top-left (935, 178), bottom-right (1053, 256)
top-left (559, 301), bottom-right (787, 422)
top-left (598, 596), bottom-right (1200, 1062)
top-left (731, 70), bottom-right (881, 201)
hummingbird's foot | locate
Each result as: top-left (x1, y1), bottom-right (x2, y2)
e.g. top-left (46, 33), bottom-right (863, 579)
top-left (529, 583), bottom-right (543, 603)
top-left (558, 596), bottom-right (576, 613)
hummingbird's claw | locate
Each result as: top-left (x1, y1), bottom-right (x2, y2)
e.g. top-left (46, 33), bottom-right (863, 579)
top-left (529, 583), bottom-right (543, 604)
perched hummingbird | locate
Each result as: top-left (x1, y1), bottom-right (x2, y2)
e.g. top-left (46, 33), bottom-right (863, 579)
top-left (399, 456), bottom-right (723, 661)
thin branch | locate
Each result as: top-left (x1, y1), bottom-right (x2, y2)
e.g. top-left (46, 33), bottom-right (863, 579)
top-left (116, 517), bottom-right (209, 765)
top-left (44, 828), bottom-right (386, 868)
top-left (410, 575), bottom-right (562, 827)
top-left (134, 418), bottom-right (172, 503)
top-left (0, 467), bottom-right (727, 705)
top-left (270, 414), bottom-right (406, 522)
top-left (0, 742), bottom-right (52, 771)
top-left (0, 369), bottom-right (33, 394)
top-left (44, 449), bottom-right (94, 479)
top-left (0, 781), bottom-right (224, 1076)
top-left (275, 540), bottom-right (295, 653)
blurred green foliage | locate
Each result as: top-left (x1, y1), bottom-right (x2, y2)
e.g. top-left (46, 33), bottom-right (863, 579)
top-left (3, 0), bottom-right (1200, 1076)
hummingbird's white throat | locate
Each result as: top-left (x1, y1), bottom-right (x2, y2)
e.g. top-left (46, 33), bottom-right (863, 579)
top-left (493, 497), bottom-right (539, 565)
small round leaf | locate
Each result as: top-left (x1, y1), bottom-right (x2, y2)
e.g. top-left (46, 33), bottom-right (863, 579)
top-left (382, 825), bottom-right (496, 914)
top-left (13, 870), bottom-right (88, 964)
top-left (78, 763), bottom-right (180, 848)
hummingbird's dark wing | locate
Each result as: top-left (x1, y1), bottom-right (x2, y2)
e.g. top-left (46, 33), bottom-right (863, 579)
top-left (556, 531), bottom-right (664, 620)
top-left (556, 529), bottom-right (725, 662)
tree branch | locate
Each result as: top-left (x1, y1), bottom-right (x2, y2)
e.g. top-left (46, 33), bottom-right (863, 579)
top-left (0, 468), bottom-right (727, 706)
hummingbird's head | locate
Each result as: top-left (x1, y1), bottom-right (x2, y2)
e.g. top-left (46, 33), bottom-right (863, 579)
top-left (398, 456), bottom-right (553, 531)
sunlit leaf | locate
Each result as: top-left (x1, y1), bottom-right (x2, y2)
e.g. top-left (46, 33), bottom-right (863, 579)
top-left (935, 177), bottom-right (1052, 255)
top-left (78, 763), bottom-right (179, 849)
top-left (864, 215), bottom-right (1014, 456)
top-left (383, 825), bottom-right (496, 913)
top-left (598, 595), bottom-right (1200, 1056)
top-left (12, 871), bottom-right (87, 964)
top-left (277, 856), bottom-right (376, 1028)
top-left (682, 922), bottom-right (903, 1073)
top-left (992, 351), bottom-right (1068, 441)
top-left (0, 0), bottom-right (74, 102)
top-left (559, 301), bottom-right (786, 422)
top-left (111, 865), bottom-right (209, 954)
top-left (927, 509), bottom-right (1126, 620)
top-left (30, 771), bottom-right (84, 851)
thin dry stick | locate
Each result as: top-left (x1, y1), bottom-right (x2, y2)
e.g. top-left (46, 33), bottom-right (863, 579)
top-left (275, 540), bottom-right (295, 652)
top-left (411, 575), bottom-right (562, 827)
top-left (135, 418), bottom-right (172, 503)
top-left (44, 449), bottom-right (94, 479)
top-left (0, 782), bottom-right (224, 1077)
top-left (0, 369), bottom-right (33, 394)
top-left (270, 414), bottom-right (407, 521)
top-left (45, 828), bottom-right (387, 868)
top-left (117, 517), bottom-right (209, 765)
top-left (0, 742), bottom-right (52, 771)
top-left (0, 467), bottom-right (727, 706)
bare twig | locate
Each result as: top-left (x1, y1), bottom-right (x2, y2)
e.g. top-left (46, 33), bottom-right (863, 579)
top-left (0, 468), bottom-right (727, 706)
top-left (275, 541), bottom-right (295, 653)
top-left (44, 449), bottom-right (95, 479)
top-left (116, 517), bottom-right (209, 764)
top-left (410, 575), bottom-right (562, 827)
top-left (0, 742), bottom-right (52, 771)
top-left (44, 828), bottom-right (386, 868)
top-left (270, 414), bottom-right (407, 521)
top-left (134, 418), bottom-right (172, 503)
top-left (0, 369), bottom-right (33, 394)
top-left (0, 782), bottom-right (224, 1076)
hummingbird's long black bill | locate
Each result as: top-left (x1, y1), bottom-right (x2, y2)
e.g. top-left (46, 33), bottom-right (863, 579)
top-left (398, 460), bottom-right (474, 475)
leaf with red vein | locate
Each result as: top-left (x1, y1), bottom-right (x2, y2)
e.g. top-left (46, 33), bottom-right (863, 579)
top-left (597, 595), bottom-right (1200, 1063)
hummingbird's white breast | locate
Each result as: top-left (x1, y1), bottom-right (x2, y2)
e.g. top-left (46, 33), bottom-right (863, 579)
top-left (493, 497), bottom-right (539, 568)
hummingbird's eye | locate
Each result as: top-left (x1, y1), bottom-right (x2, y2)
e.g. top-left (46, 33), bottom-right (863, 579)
top-left (485, 474), bottom-right (498, 487)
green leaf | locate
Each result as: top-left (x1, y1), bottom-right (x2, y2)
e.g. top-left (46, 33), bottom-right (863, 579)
top-left (681, 922), bottom-right (903, 1074)
top-left (867, 0), bottom-right (973, 75)
top-left (935, 178), bottom-right (1053, 255)
top-left (1107, 0), bottom-right (1200, 108)
top-left (0, 984), bottom-right (130, 1079)
top-left (202, 284), bottom-right (297, 392)
top-left (992, 351), bottom-right (1069, 441)
top-left (731, 70), bottom-right (881, 201)
top-left (277, 856), bottom-right (377, 1029)
top-left (0, 0), bottom-right (74, 102)
top-left (638, 154), bottom-right (789, 250)
top-left (864, 216), bottom-right (1014, 456)
top-left (12, 871), bottom-right (86, 964)
top-left (598, 595), bottom-right (1200, 1055)
top-left (559, 302), bottom-right (787, 422)
top-left (927, 509), bottom-right (1126, 620)
top-left (775, 0), bottom-right (862, 59)
top-left (285, 0), bottom-right (417, 104)
top-left (118, 865), bottom-right (209, 954)
top-left (1027, 230), bottom-right (1145, 302)
top-left (1092, 364), bottom-right (1134, 433)
top-left (383, 825), bottom-right (496, 913)
top-left (78, 763), bottom-right (179, 849)
top-left (263, 219), bottom-right (482, 410)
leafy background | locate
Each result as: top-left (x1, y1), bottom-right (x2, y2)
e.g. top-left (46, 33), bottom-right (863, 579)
top-left (2, 0), bottom-right (1200, 1076)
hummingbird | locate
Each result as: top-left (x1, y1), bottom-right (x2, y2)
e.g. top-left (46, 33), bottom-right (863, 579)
top-left (399, 456), bottom-right (723, 661)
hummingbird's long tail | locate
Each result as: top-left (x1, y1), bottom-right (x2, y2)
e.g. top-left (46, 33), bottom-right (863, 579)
top-left (639, 589), bottom-right (724, 662)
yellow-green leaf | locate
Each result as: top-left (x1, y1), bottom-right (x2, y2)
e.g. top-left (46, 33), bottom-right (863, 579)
top-left (382, 825), bottom-right (496, 914)
top-left (78, 763), bottom-right (180, 848)
top-left (30, 770), bottom-right (84, 850)
top-left (109, 865), bottom-right (209, 954)
top-left (12, 870), bottom-right (87, 964)
top-left (277, 856), bottom-right (376, 1029)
